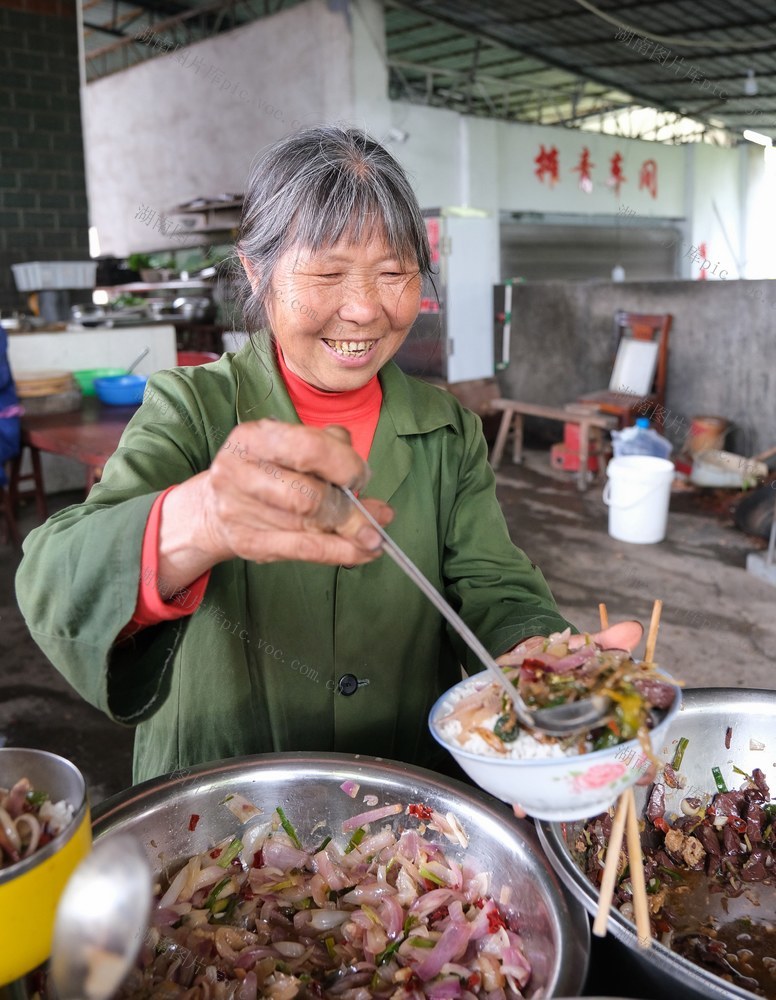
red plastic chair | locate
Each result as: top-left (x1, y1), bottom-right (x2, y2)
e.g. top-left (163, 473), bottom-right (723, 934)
top-left (176, 351), bottom-right (220, 367)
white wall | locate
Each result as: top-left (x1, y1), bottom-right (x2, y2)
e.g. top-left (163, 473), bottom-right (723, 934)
top-left (687, 143), bottom-right (746, 280)
top-left (743, 144), bottom-right (776, 280)
top-left (82, 0), bottom-right (353, 257)
top-left (80, 0), bottom-right (753, 285)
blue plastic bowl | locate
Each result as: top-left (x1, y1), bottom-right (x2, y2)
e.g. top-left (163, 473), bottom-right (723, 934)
top-left (93, 374), bottom-right (148, 406)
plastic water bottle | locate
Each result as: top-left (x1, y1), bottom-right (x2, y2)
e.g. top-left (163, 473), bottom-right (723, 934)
top-left (611, 417), bottom-right (673, 459)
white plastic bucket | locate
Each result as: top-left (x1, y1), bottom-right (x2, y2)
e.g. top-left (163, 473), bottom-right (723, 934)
top-left (603, 456), bottom-right (675, 544)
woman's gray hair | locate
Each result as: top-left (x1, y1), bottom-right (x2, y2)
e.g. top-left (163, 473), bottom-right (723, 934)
top-left (232, 125), bottom-right (432, 333)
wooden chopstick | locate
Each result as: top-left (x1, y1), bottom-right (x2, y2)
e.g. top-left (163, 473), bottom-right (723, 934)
top-left (592, 791), bottom-right (629, 937)
top-left (625, 788), bottom-right (652, 949)
top-left (644, 598), bottom-right (663, 664)
top-left (592, 602), bottom-right (653, 948)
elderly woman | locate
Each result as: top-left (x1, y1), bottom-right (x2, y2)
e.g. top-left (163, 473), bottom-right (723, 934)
top-left (16, 126), bottom-right (575, 786)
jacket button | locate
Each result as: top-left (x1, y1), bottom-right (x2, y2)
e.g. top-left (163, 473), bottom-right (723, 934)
top-left (338, 674), bottom-right (359, 696)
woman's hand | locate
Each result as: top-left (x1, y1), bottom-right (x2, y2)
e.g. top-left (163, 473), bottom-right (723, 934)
top-left (156, 420), bottom-right (393, 594)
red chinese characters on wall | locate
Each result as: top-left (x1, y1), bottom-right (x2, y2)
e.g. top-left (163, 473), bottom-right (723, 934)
top-left (530, 144), bottom-right (659, 203)
top-left (534, 145), bottom-right (559, 186)
top-left (609, 152), bottom-right (626, 196)
top-left (639, 158), bottom-right (658, 198)
top-left (573, 147), bottom-right (595, 193)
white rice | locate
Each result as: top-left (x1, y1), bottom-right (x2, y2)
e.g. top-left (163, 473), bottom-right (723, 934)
top-left (436, 679), bottom-right (591, 760)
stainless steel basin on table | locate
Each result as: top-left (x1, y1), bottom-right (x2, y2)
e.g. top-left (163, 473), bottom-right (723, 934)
top-left (89, 751), bottom-right (590, 998)
top-left (538, 687), bottom-right (776, 1000)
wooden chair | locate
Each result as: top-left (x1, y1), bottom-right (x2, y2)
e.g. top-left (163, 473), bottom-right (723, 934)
top-left (577, 311), bottom-right (672, 430)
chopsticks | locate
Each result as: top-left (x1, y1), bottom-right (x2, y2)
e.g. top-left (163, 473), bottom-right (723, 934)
top-left (592, 601), bottom-right (660, 949)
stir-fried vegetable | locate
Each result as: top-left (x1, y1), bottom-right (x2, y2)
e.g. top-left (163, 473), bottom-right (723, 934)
top-left (276, 805), bottom-right (302, 848)
top-left (579, 766), bottom-right (776, 997)
top-left (120, 800), bottom-right (533, 998)
top-left (0, 777), bottom-right (74, 870)
top-left (439, 628), bottom-right (676, 758)
top-left (671, 736), bottom-right (689, 770)
top-left (711, 766), bottom-right (728, 793)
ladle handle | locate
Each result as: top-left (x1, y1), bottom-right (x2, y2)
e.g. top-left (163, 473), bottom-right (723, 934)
top-left (127, 346), bottom-right (150, 373)
top-left (341, 487), bottom-right (534, 727)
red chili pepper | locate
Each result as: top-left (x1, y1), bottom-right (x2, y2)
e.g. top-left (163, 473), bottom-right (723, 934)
top-left (408, 803), bottom-right (433, 821)
top-left (251, 848), bottom-right (264, 869)
top-left (473, 898), bottom-right (486, 909)
top-left (429, 905), bottom-right (449, 924)
top-left (209, 847), bottom-right (222, 859)
top-left (728, 816), bottom-right (747, 833)
top-left (405, 972), bottom-right (422, 990)
top-left (487, 909), bottom-right (507, 933)
top-left (422, 878), bottom-right (438, 892)
top-left (188, 813), bottom-right (200, 831)
top-left (467, 973), bottom-right (481, 990)
top-left (653, 816), bottom-right (670, 834)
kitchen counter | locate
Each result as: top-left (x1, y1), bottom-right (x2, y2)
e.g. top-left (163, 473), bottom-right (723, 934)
top-left (7, 323), bottom-right (177, 375)
top-left (8, 324), bottom-right (177, 493)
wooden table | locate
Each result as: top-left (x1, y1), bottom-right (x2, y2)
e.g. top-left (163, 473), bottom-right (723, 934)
top-left (14, 398), bottom-right (137, 518)
top-left (490, 399), bottom-right (618, 491)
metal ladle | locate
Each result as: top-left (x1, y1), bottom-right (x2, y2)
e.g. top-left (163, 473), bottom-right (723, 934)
top-left (50, 834), bottom-right (152, 1000)
top-left (126, 346), bottom-right (150, 374)
top-left (342, 488), bottom-right (613, 736)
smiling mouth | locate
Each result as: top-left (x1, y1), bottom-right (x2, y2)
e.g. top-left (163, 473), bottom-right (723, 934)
top-left (322, 339), bottom-right (377, 358)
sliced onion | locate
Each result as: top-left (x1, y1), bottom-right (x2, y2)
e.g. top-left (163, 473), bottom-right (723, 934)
top-left (340, 780), bottom-right (360, 798)
top-left (224, 793), bottom-right (263, 823)
top-left (341, 881), bottom-right (394, 905)
top-left (274, 941), bottom-right (307, 958)
top-left (313, 846), bottom-right (351, 891)
top-left (427, 977), bottom-right (463, 999)
top-left (0, 807), bottom-right (21, 852)
top-left (237, 971), bottom-right (257, 1000)
top-left (262, 839), bottom-right (309, 871)
top-left (158, 861), bottom-right (191, 909)
top-left (410, 887), bottom-right (455, 918)
top-left (307, 908), bottom-right (351, 931)
top-left (378, 894), bottom-right (404, 939)
top-left (413, 918), bottom-right (472, 981)
top-left (16, 813), bottom-right (40, 857)
top-left (192, 865), bottom-right (229, 892)
top-left (342, 804), bottom-right (403, 832)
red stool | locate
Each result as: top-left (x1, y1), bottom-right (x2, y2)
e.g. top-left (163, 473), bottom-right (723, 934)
top-left (176, 351), bottom-right (220, 367)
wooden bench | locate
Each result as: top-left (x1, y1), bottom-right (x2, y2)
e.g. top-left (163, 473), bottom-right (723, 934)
top-left (490, 399), bottom-right (618, 491)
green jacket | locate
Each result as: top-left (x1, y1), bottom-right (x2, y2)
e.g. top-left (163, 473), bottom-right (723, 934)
top-left (16, 341), bottom-right (572, 783)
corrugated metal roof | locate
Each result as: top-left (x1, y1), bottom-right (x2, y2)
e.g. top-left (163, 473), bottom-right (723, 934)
top-left (81, 0), bottom-right (776, 144)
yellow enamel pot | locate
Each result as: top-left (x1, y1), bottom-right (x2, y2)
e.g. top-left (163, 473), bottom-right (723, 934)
top-left (0, 748), bottom-right (91, 985)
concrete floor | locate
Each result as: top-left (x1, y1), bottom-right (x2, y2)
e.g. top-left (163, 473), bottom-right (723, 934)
top-left (1, 452), bottom-right (774, 807)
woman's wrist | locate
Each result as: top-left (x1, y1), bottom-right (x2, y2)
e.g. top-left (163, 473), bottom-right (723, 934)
top-left (156, 472), bottom-right (228, 596)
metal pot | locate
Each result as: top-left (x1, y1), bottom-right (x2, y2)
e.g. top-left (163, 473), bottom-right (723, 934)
top-left (537, 687), bottom-right (776, 1000)
top-left (172, 296), bottom-right (213, 321)
top-left (90, 752), bottom-right (590, 997)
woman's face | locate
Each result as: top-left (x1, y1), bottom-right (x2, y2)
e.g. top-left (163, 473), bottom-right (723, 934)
top-left (258, 230), bottom-right (422, 392)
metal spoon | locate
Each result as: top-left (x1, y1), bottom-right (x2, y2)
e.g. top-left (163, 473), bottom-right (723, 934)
top-left (342, 487), bottom-right (612, 736)
top-left (126, 346), bottom-right (150, 374)
top-left (50, 834), bottom-right (152, 1000)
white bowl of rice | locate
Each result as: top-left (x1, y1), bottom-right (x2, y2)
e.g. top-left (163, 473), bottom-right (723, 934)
top-left (429, 673), bottom-right (682, 822)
